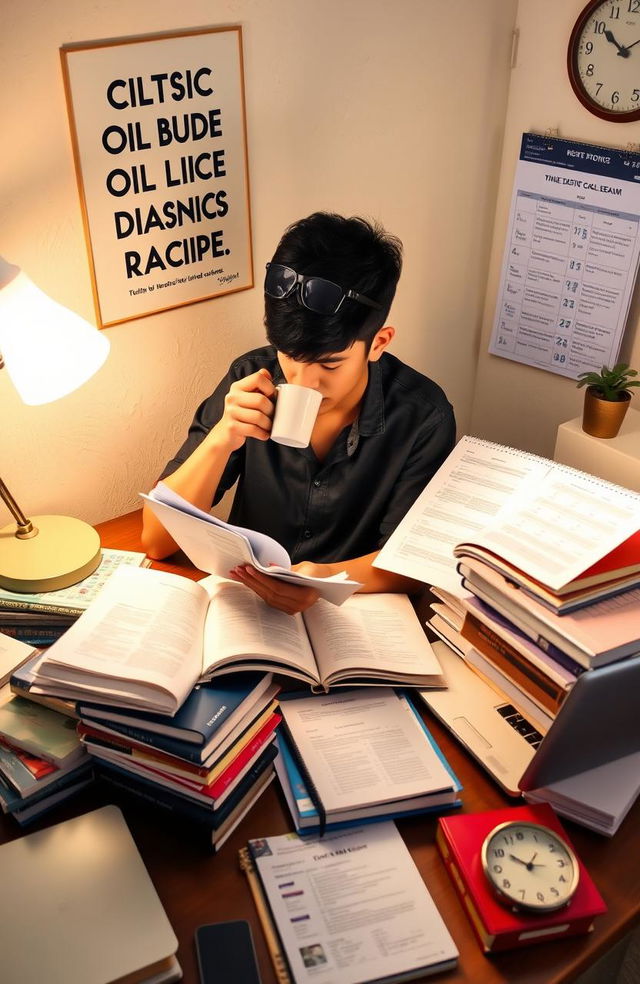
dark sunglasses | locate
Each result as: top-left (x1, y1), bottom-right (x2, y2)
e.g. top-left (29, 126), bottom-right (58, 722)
top-left (264, 263), bottom-right (382, 315)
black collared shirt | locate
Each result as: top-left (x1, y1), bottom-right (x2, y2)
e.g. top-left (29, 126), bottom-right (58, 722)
top-left (161, 346), bottom-right (456, 564)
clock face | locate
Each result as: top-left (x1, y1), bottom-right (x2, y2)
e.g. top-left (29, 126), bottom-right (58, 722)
top-left (481, 821), bottom-right (580, 912)
top-left (568, 0), bottom-right (640, 120)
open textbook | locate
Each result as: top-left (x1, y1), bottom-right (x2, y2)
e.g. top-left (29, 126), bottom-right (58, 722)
top-left (375, 435), bottom-right (639, 598)
top-left (142, 483), bottom-right (360, 605)
top-left (32, 567), bottom-right (444, 714)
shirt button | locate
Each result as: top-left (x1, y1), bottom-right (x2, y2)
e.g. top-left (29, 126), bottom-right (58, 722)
top-left (303, 529), bottom-right (312, 539)
top-left (313, 479), bottom-right (321, 487)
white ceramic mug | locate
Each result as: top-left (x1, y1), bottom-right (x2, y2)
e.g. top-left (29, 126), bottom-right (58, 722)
top-left (270, 383), bottom-right (322, 448)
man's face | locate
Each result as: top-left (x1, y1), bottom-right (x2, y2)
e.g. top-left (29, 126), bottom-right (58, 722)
top-left (277, 341), bottom-right (370, 416)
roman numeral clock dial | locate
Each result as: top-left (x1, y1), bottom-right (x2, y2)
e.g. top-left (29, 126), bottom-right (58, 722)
top-left (568, 0), bottom-right (640, 120)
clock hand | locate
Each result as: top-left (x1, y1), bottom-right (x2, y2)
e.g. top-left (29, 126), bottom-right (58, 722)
top-left (509, 853), bottom-right (529, 867)
top-left (625, 38), bottom-right (640, 51)
top-left (604, 29), bottom-right (630, 57)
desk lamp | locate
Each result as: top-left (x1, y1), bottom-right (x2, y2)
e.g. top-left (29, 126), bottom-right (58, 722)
top-left (0, 256), bottom-right (110, 592)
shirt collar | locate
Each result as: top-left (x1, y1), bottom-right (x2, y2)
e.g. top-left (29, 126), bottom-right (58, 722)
top-left (357, 359), bottom-right (385, 436)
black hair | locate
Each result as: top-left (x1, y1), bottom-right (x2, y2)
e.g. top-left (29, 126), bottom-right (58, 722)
top-left (264, 212), bottom-right (403, 361)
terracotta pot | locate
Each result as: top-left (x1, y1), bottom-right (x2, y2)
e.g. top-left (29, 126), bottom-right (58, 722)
top-left (582, 386), bottom-right (631, 439)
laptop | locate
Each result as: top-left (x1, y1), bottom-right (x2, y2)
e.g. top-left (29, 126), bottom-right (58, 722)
top-left (0, 805), bottom-right (181, 984)
top-left (421, 641), bottom-right (640, 798)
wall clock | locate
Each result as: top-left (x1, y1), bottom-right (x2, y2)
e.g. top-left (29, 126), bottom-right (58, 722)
top-left (481, 820), bottom-right (580, 913)
top-left (568, 0), bottom-right (640, 121)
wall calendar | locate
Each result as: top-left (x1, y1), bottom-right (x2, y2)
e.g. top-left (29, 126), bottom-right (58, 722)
top-left (490, 133), bottom-right (640, 378)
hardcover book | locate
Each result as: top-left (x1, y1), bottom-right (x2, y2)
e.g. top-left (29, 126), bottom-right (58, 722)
top-left (436, 802), bottom-right (607, 952)
top-left (459, 557), bottom-right (640, 668)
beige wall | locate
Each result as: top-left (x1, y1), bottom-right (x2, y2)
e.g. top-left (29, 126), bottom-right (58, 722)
top-left (1, 0), bottom-right (516, 526)
top-left (471, 0), bottom-right (640, 457)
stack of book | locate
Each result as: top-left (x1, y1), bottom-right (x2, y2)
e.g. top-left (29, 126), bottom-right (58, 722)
top-left (275, 687), bottom-right (461, 835)
top-left (76, 673), bottom-right (281, 851)
top-left (0, 548), bottom-right (149, 647)
top-left (375, 436), bottom-right (640, 831)
top-left (427, 547), bottom-right (640, 735)
top-left (0, 692), bottom-right (92, 826)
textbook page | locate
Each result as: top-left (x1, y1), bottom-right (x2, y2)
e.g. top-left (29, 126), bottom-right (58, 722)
top-left (249, 822), bottom-right (458, 984)
top-left (199, 580), bottom-right (443, 690)
top-left (142, 485), bottom-right (360, 606)
top-left (200, 577), bottom-right (320, 685)
top-left (33, 567), bottom-right (207, 713)
top-left (278, 688), bottom-right (454, 815)
top-left (375, 436), bottom-right (549, 594)
top-left (303, 593), bottom-right (444, 688)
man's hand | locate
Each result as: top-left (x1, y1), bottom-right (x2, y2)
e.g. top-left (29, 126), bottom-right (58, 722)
top-left (229, 565), bottom-right (320, 614)
top-left (214, 368), bottom-right (276, 452)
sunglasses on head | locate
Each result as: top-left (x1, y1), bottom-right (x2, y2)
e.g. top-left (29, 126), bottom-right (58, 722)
top-left (264, 263), bottom-right (382, 316)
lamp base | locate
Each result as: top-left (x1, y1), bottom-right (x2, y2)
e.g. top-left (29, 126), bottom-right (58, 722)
top-left (0, 515), bottom-right (101, 592)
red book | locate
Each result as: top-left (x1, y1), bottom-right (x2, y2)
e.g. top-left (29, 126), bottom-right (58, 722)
top-left (437, 803), bottom-right (607, 952)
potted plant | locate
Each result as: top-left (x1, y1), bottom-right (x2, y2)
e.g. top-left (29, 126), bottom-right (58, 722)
top-left (577, 363), bottom-right (640, 438)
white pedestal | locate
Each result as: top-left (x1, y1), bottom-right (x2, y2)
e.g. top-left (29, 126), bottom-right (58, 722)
top-left (554, 407), bottom-right (640, 493)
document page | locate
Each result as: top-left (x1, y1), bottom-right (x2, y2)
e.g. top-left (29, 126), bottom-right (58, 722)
top-left (249, 822), bottom-right (457, 984)
top-left (278, 689), bottom-right (453, 814)
top-left (142, 486), bottom-right (360, 605)
top-left (375, 435), bottom-right (640, 594)
top-left (303, 593), bottom-right (442, 685)
top-left (375, 436), bottom-right (548, 594)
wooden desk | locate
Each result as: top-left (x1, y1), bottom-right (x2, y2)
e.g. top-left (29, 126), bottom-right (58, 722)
top-left (1, 510), bottom-right (638, 984)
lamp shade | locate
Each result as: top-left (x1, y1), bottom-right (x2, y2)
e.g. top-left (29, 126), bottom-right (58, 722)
top-left (0, 256), bottom-right (109, 405)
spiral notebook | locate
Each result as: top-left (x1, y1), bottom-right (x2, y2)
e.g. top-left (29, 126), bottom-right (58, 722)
top-left (374, 435), bottom-right (639, 603)
top-left (240, 823), bottom-right (458, 984)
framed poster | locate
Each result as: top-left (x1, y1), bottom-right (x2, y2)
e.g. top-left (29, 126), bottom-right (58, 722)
top-left (61, 27), bottom-right (253, 327)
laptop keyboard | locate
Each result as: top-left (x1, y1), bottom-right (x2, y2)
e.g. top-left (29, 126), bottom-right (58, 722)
top-left (496, 704), bottom-right (544, 748)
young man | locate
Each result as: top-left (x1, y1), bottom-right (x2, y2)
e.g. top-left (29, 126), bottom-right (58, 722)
top-left (142, 212), bottom-right (455, 612)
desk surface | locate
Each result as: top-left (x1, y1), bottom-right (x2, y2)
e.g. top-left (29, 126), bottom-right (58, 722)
top-left (1, 510), bottom-right (638, 984)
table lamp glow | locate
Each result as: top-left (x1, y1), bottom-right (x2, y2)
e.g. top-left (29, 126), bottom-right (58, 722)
top-left (0, 256), bottom-right (110, 592)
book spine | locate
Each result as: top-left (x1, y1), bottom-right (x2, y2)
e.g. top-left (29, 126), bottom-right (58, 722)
top-left (278, 715), bottom-right (326, 835)
top-left (461, 614), bottom-right (568, 715)
top-left (435, 825), bottom-right (494, 952)
top-left (0, 626), bottom-right (66, 644)
top-left (96, 762), bottom-right (226, 825)
top-left (80, 717), bottom-right (204, 762)
top-left (208, 716), bottom-right (280, 800)
top-left (0, 599), bottom-right (83, 616)
top-left (458, 573), bottom-right (591, 670)
top-left (96, 743), bottom-right (277, 822)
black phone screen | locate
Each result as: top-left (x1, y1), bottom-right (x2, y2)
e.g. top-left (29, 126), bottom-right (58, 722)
top-left (195, 920), bottom-right (262, 984)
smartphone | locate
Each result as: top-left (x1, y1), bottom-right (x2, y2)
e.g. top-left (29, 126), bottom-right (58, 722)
top-left (195, 920), bottom-right (262, 984)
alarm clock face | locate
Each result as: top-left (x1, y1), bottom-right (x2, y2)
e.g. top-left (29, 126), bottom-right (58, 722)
top-left (569, 0), bottom-right (640, 120)
top-left (481, 821), bottom-right (580, 912)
